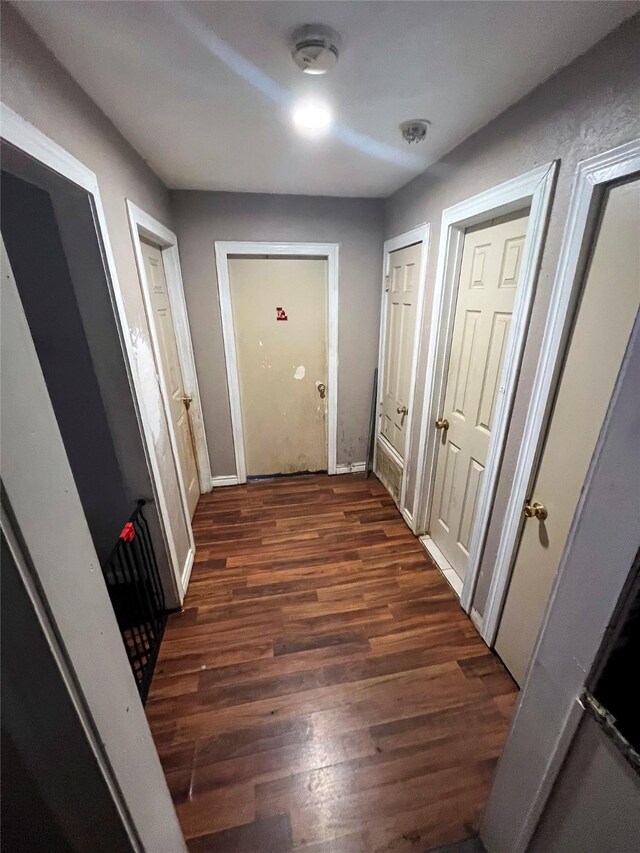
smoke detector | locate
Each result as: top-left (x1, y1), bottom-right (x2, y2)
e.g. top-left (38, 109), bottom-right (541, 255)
top-left (291, 24), bottom-right (341, 75)
top-left (400, 119), bottom-right (430, 144)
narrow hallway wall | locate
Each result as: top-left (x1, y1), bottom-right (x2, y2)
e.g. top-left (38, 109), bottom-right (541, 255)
top-left (170, 191), bottom-right (384, 478)
top-left (383, 15), bottom-right (640, 616)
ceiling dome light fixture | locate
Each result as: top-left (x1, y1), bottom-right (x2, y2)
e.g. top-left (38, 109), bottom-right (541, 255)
top-left (400, 119), bottom-right (430, 144)
top-left (291, 24), bottom-right (341, 75)
top-left (292, 100), bottom-right (333, 133)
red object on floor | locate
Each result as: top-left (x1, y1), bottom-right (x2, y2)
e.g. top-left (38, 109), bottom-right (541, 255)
top-left (120, 522), bottom-right (135, 542)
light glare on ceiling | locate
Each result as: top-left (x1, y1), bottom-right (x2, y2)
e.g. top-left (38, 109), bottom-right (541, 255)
top-left (292, 100), bottom-right (333, 133)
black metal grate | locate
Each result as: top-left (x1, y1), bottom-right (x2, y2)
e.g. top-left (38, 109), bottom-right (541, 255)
top-left (103, 501), bottom-right (167, 703)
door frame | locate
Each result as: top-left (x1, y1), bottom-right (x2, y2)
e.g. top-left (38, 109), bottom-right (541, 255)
top-left (0, 102), bottom-right (189, 604)
top-left (412, 162), bottom-right (558, 612)
top-left (127, 201), bottom-right (211, 503)
top-left (482, 312), bottom-right (640, 853)
top-left (214, 240), bottom-right (339, 483)
top-left (482, 137), bottom-right (640, 645)
top-left (1, 237), bottom-right (186, 851)
top-left (375, 224), bottom-right (430, 528)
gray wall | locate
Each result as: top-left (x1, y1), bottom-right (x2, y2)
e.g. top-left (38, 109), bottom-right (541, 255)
top-left (2, 5), bottom-right (185, 598)
top-left (531, 715), bottom-right (640, 853)
top-left (384, 15), bottom-right (640, 615)
top-left (1, 169), bottom-right (131, 564)
top-left (1, 532), bottom-right (132, 853)
top-left (171, 191), bottom-right (384, 476)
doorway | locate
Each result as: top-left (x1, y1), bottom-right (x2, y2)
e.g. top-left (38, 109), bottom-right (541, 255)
top-left (128, 200), bottom-right (211, 528)
top-left (229, 256), bottom-right (328, 477)
top-left (427, 210), bottom-right (530, 590)
top-left (139, 239), bottom-right (200, 516)
top-left (495, 176), bottom-right (640, 684)
top-left (375, 226), bottom-right (429, 521)
top-left (414, 163), bottom-right (557, 605)
top-left (215, 241), bottom-right (339, 483)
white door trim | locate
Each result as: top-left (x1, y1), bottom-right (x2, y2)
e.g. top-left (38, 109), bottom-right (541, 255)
top-left (482, 310), bottom-right (640, 853)
top-left (1, 238), bottom-right (186, 851)
top-left (376, 224), bottom-right (430, 530)
top-left (412, 162), bottom-right (558, 613)
top-left (214, 240), bottom-right (339, 483)
top-left (482, 138), bottom-right (640, 645)
top-left (0, 102), bottom-right (186, 604)
top-left (127, 202), bottom-right (211, 496)
top-left (127, 203), bottom-right (204, 591)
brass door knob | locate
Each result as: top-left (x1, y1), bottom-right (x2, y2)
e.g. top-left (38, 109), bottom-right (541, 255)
top-left (182, 394), bottom-right (193, 410)
top-left (397, 405), bottom-right (408, 415)
top-left (435, 418), bottom-right (449, 430)
top-left (317, 383), bottom-right (326, 399)
top-left (524, 501), bottom-right (547, 521)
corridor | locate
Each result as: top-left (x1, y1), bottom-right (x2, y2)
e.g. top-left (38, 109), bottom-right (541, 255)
top-left (146, 474), bottom-right (518, 851)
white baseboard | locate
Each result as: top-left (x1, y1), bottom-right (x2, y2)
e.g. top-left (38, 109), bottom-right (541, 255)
top-left (335, 462), bottom-right (366, 474)
top-left (210, 475), bottom-right (239, 488)
top-left (181, 547), bottom-right (195, 597)
top-left (401, 506), bottom-right (415, 532)
top-left (470, 606), bottom-right (484, 634)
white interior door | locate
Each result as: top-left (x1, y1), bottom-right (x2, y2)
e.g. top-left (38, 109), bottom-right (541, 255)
top-left (141, 240), bottom-right (200, 517)
top-left (228, 256), bottom-right (328, 477)
top-left (496, 178), bottom-right (640, 685)
top-left (429, 212), bottom-right (529, 583)
top-left (381, 242), bottom-right (421, 459)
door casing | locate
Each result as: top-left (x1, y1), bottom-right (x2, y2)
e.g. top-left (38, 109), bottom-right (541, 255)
top-left (127, 201), bottom-right (211, 495)
top-left (214, 241), bottom-right (339, 484)
top-left (482, 138), bottom-right (640, 647)
top-left (413, 162), bottom-right (557, 616)
top-left (1, 236), bottom-right (186, 852)
top-left (375, 225), bottom-right (430, 529)
top-left (0, 103), bottom-right (191, 607)
top-left (128, 202), bottom-right (210, 591)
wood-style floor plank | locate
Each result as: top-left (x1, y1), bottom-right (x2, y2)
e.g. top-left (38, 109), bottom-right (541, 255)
top-left (146, 473), bottom-right (517, 852)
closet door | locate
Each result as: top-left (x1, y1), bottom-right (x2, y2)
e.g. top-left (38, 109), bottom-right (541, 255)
top-left (381, 242), bottom-right (422, 459)
top-left (496, 178), bottom-right (640, 685)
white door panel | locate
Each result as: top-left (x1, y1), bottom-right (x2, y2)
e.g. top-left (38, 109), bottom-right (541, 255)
top-left (429, 213), bottom-right (529, 582)
top-left (381, 242), bottom-right (421, 458)
top-left (496, 178), bottom-right (640, 685)
top-left (141, 241), bottom-right (200, 518)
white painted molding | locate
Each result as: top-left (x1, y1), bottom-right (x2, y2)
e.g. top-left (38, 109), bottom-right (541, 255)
top-left (470, 607), bottom-right (484, 634)
top-left (335, 462), bottom-right (366, 474)
top-left (126, 203), bottom-right (199, 597)
top-left (376, 224), bottom-right (430, 532)
top-left (483, 308), bottom-right (640, 853)
top-left (0, 102), bottom-right (186, 606)
top-left (181, 547), bottom-right (195, 591)
top-left (1, 235), bottom-right (186, 851)
top-left (126, 201), bottom-right (212, 494)
top-left (482, 137), bottom-right (640, 645)
top-left (410, 162), bottom-right (558, 614)
top-left (401, 507), bottom-right (414, 529)
top-left (211, 474), bottom-right (240, 487)
top-left (214, 241), bottom-right (340, 483)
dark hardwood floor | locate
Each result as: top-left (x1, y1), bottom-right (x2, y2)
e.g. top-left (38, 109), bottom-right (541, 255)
top-left (146, 474), bottom-right (518, 852)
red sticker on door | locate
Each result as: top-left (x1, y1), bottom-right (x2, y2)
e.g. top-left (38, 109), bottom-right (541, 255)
top-left (276, 307), bottom-right (288, 321)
